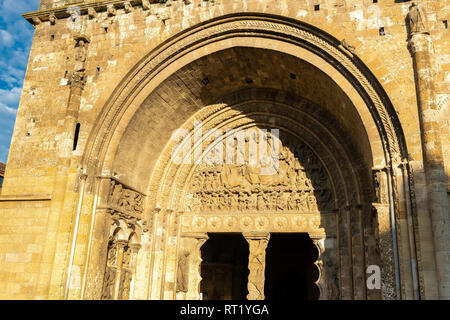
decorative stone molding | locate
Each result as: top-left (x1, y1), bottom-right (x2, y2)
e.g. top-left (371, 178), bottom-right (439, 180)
top-left (243, 233), bottom-right (270, 300)
top-left (311, 237), bottom-right (326, 300)
top-left (181, 213), bottom-right (325, 235)
top-left (23, 1), bottom-right (181, 26)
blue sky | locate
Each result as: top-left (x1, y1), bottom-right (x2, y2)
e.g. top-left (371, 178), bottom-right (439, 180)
top-left (0, 0), bottom-right (39, 164)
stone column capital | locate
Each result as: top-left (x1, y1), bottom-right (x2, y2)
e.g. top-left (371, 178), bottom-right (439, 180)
top-left (115, 240), bottom-right (128, 249)
top-left (70, 71), bottom-right (87, 90)
top-left (408, 33), bottom-right (431, 55)
top-left (242, 232), bottom-right (270, 241)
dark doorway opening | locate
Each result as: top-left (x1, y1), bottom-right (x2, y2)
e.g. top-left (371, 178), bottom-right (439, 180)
top-left (265, 233), bottom-right (319, 300)
top-left (200, 233), bottom-right (249, 300)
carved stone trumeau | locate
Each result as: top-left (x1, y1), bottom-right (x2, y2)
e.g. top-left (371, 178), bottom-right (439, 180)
top-left (243, 233), bottom-right (270, 300)
top-left (408, 2), bottom-right (429, 35)
top-left (312, 238), bottom-right (326, 300)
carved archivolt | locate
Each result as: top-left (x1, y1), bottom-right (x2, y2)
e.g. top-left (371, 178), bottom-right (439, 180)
top-left (83, 14), bottom-right (406, 180)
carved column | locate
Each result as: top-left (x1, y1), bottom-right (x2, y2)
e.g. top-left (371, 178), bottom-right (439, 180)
top-left (119, 243), bottom-right (140, 300)
top-left (113, 240), bottom-right (128, 300)
top-left (372, 204), bottom-right (397, 300)
top-left (407, 3), bottom-right (450, 299)
top-left (243, 233), bottom-right (270, 300)
top-left (177, 233), bottom-right (209, 300)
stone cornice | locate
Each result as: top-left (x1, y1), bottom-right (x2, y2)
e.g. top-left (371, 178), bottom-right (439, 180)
top-left (0, 194), bottom-right (52, 201)
top-left (97, 174), bottom-right (148, 196)
top-left (22, 0), bottom-right (166, 26)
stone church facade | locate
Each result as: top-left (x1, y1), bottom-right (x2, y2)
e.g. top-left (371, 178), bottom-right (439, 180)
top-left (0, 0), bottom-right (448, 300)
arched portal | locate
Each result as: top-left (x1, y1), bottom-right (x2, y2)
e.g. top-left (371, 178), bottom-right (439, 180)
top-left (82, 14), bottom-right (411, 301)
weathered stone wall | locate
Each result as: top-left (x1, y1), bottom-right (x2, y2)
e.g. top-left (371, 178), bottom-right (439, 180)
top-left (0, 0), bottom-right (448, 300)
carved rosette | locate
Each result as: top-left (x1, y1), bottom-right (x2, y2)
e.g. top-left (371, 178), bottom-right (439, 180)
top-left (182, 213), bottom-right (324, 234)
top-left (243, 233), bottom-right (270, 300)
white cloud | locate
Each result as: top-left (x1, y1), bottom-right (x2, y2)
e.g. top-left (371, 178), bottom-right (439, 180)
top-left (0, 0), bottom-right (39, 163)
top-left (0, 86), bottom-right (21, 107)
top-left (0, 29), bottom-right (13, 47)
top-left (0, 0), bottom-right (40, 23)
top-left (0, 101), bottom-right (17, 115)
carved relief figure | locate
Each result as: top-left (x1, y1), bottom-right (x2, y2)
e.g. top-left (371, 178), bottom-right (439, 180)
top-left (108, 181), bottom-right (145, 218)
top-left (177, 251), bottom-right (190, 293)
top-left (246, 237), bottom-right (269, 300)
top-left (408, 2), bottom-right (428, 35)
top-left (74, 38), bottom-right (88, 72)
top-left (373, 170), bottom-right (387, 204)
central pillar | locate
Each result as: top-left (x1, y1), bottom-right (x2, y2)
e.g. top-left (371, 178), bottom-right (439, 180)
top-left (407, 3), bottom-right (450, 299)
top-left (243, 232), bottom-right (270, 300)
